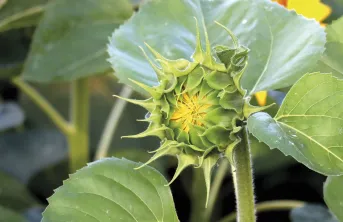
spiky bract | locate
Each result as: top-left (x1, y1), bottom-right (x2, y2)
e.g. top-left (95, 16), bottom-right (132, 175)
top-left (116, 19), bottom-right (269, 206)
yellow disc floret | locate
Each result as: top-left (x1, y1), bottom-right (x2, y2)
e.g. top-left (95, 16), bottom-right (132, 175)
top-left (171, 93), bottom-right (212, 132)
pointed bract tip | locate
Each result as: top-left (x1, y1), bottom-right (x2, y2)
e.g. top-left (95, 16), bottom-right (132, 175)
top-left (128, 78), bottom-right (158, 97)
top-left (144, 42), bottom-right (166, 61)
top-left (134, 164), bottom-right (147, 170)
top-left (192, 16), bottom-right (205, 63)
top-left (139, 45), bottom-right (164, 78)
top-left (200, 18), bottom-right (213, 66)
top-left (214, 21), bottom-right (238, 48)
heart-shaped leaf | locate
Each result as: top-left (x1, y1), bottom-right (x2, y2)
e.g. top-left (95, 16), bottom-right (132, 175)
top-left (324, 176), bottom-right (343, 221)
top-left (0, 0), bottom-right (47, 33)
top-left (248, 73), bottom-right (343, 176)
top-left (22, 0), bottom-right (133, 82)
top-left (290, 204), bottom-right (338, 222)
top-left (108, 0), bottom-right (325, 95)
top-left (41, 157), bottom-right (179, 222)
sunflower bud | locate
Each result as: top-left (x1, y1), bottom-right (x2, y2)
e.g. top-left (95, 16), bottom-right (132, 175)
top-left (116, 19), bottom-right (270, 206)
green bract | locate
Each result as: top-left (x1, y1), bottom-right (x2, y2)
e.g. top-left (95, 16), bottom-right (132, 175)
top-left (113, 20), bottom-right (269, 205)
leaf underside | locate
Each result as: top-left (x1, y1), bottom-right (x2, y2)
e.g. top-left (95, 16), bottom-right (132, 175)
top-left (21, 0), bottom-right (133, 82)
top-left (248, 73), bottom-right (343, 176)
top-left (108, 0), bottom-right (325, 95)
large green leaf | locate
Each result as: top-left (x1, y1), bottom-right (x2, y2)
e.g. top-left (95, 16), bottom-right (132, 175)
top-left (0, 0), bottom-right (47, 33)
top-left (108, 0), bottom-right (325, 95)
top-left (247, 73), bottom-right (343, 176)
top-left (249, 134), bottom-right (295, 175)
top-left (0, 171), bottom-right (39, 212)
top-left (0, 206), bottom-right (27, 222)
top-left (22, 0), bottom-right (133, 82)
top-left (42, 157), bottom-right (179, 222)
top-left (290, 204), bottom-right (338, 222)
top-left (316, 17), bottom-right (343, 78)
top-left (324, 176), bottom-right (343, 221)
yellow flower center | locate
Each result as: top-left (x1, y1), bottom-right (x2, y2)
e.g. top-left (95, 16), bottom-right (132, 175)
top-left (170, 93), bottom-right (211, 132)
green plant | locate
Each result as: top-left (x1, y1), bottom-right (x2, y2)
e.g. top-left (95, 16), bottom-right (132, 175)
top-left (2, 0), bottom-right (343, 221)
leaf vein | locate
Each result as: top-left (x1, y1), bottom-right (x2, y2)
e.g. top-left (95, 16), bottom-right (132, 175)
top-left (278, 122), bottom-right (343, 163)
top-left (94, 173), bottom-right (159, 222)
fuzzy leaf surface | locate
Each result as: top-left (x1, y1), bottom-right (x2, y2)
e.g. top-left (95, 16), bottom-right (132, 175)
top-left (41, 157), bottom-right (179, 222)
top-left (248, 73), bottom-right (343, 176)
top-left (108, 0), bottom-right (325, 95)
top-left (22, 0), bottom-right (133, 82)
top-left (324, 176), bottom-right (343, 221)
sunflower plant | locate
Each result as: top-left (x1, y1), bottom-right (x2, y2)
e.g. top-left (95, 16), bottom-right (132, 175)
top-left (40, 0), bottom-right (343, 222)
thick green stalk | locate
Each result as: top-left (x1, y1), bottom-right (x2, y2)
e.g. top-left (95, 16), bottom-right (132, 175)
top-left (68, 78), bottom-right (89, 172)
top-left (230, 127), bottom-right (256, 222)
top-left (219, 200), bottom-right (305, 222)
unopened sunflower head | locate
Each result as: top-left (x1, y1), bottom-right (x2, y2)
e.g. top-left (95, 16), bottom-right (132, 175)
top-left (115, 19), bottom-right (270, 206)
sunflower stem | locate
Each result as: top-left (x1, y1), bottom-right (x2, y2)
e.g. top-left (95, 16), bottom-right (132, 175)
top-left (230, 127), bottom-right (256, 222)
top-left (219, 200), bottom-right (305, 222)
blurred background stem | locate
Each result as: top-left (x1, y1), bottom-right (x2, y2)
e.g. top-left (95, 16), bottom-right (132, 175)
top-left (12, 77), bottom-right (90, 173)
top-left (95, 85), bottom-right (133, 160)
top-left (190, 168), bottom-right (207, 222)
top-left (11, 77), bottom-right (71, 135)
top-left (203, 159), bottom-right (230, 221)
top-left (68, 78), bottom-right (89, 172)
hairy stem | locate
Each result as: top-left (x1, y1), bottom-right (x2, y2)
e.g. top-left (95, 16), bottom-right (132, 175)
top-left (11, 77), bottom-right (71, 134)
top-left (95, 85), bottom-right (133, 160)
top-left (68, 78), bottom-right (89, 172)
top-left (203, 159), bottom-right (230, 221)
top-left (230, 127), bottom-right (256, 222)
top-left (219, 200), bottom-right (305, 222)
